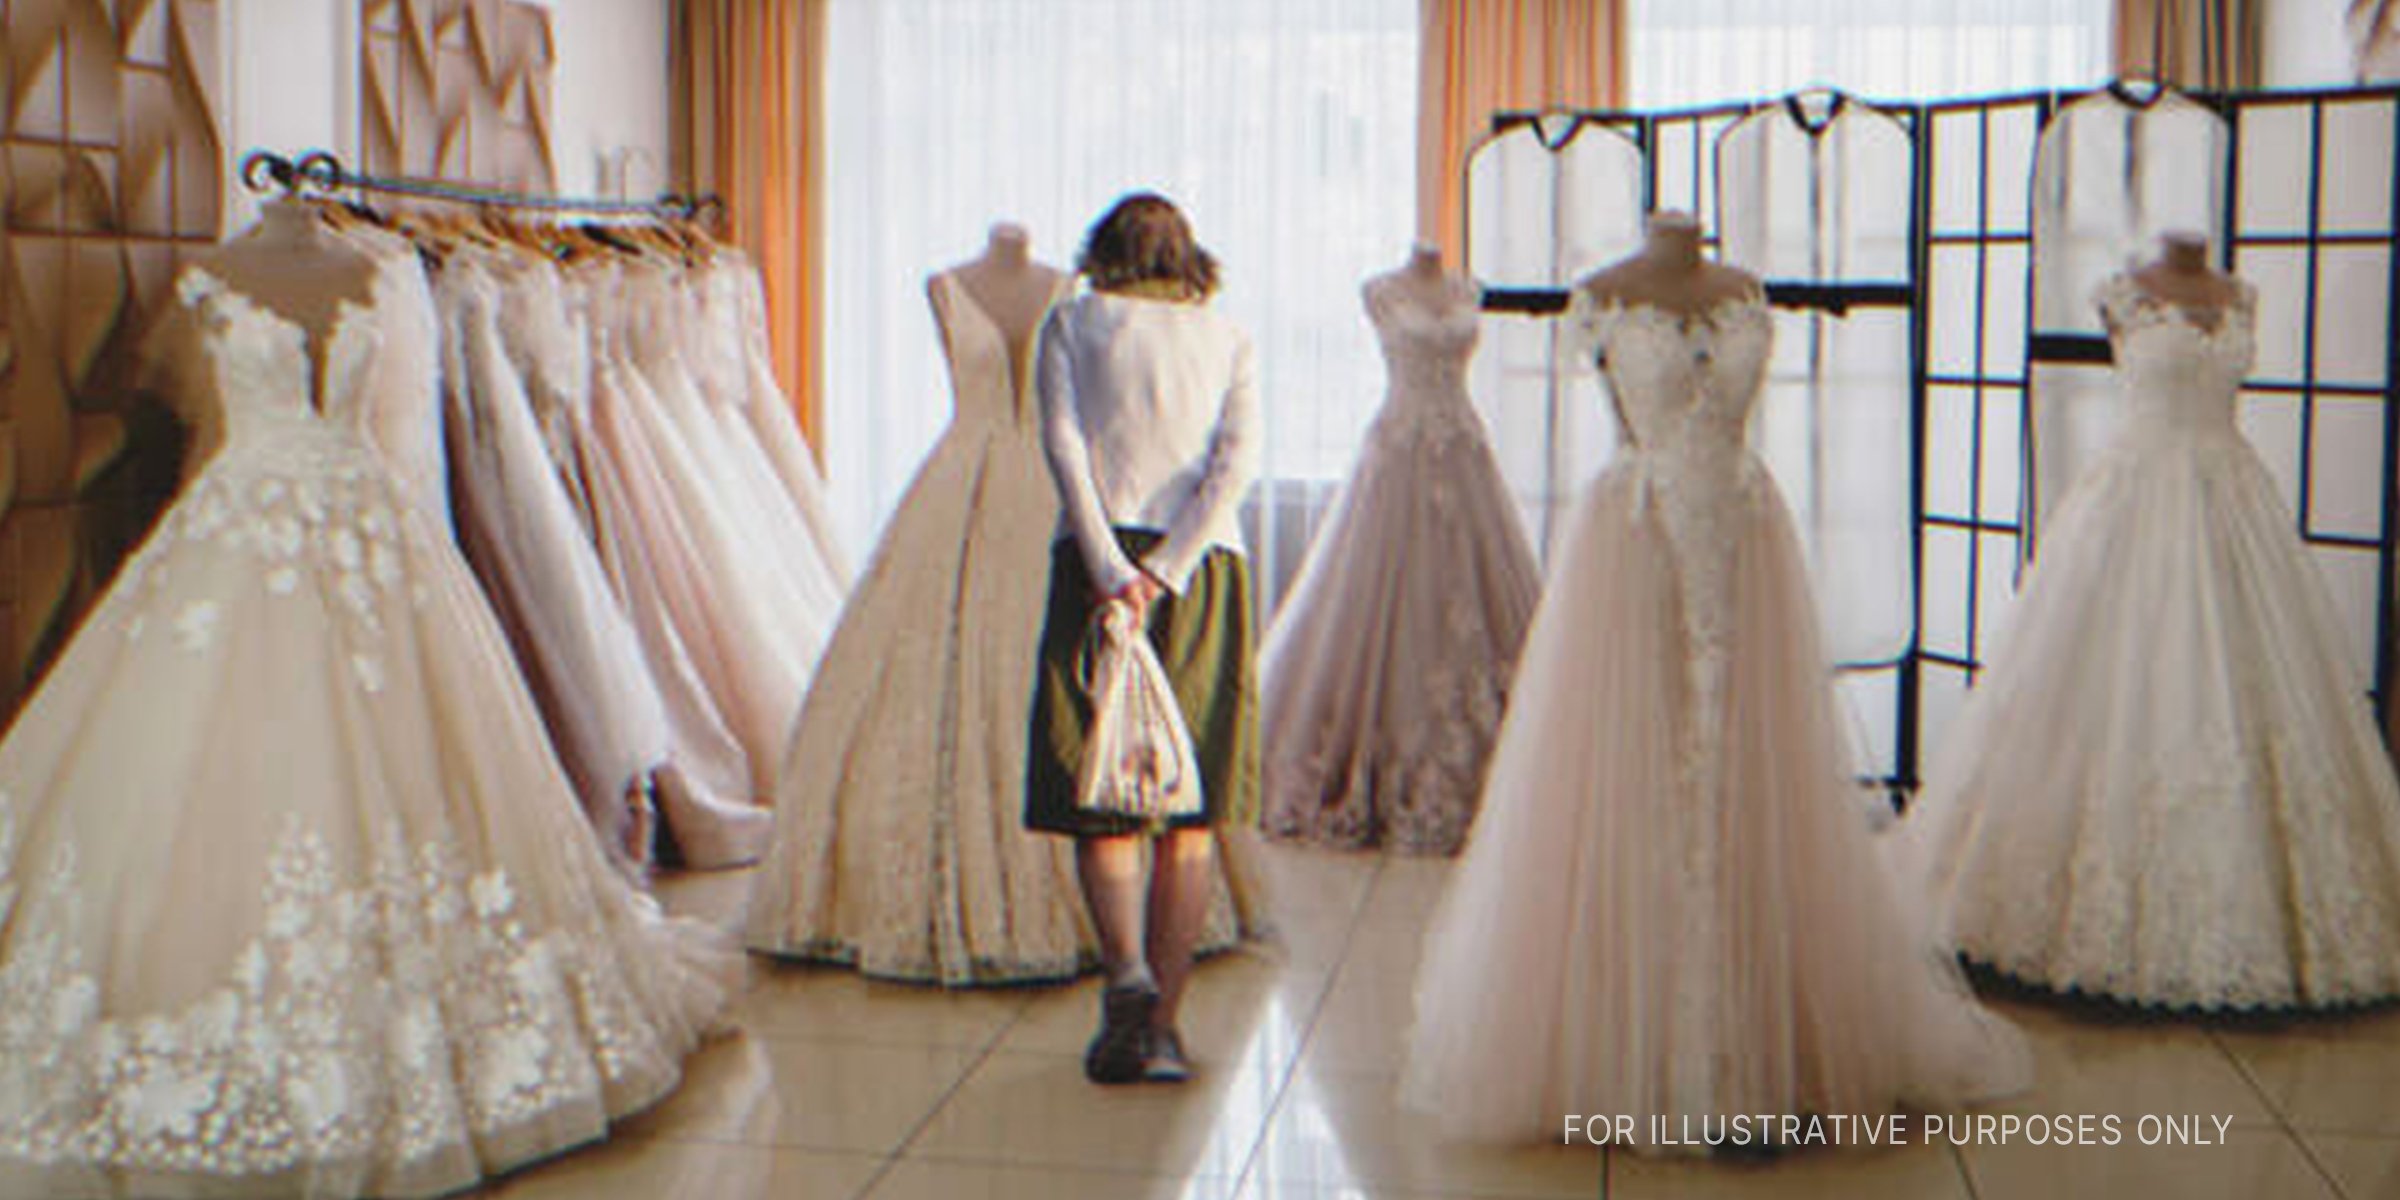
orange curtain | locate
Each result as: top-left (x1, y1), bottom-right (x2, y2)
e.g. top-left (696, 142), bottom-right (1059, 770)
top-left (2114, 0), bottom-right (2261, 89)
top-left (677, 0), bottom-right (829, 446)
top-left (1417, 0), bottom-right (1625, 258)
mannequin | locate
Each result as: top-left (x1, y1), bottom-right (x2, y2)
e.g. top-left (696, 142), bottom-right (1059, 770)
top-left (1366, 239), bottom-right (1477, 313)
top-left (940, 222), bottom-right (1067, 368)
top-left (1573, 210), bottom-right (1758, 316)
top-left (2118, 230), bottom-right (2241, 331)
top-left (199, 197), bottom-right (381, 365)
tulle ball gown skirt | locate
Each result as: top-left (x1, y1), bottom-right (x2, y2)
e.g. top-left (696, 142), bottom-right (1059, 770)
top-left (1896, 429), bottom-right (2400, 1011)
top-left (1400, 457), bottom-right (2030, 1150)
top-left (0, 450), bottom-right (731, 1198)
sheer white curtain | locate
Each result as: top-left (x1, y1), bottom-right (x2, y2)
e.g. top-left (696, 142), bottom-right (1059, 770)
top-left (1628, 0), bottom-right (2110, 107)
top-left (821, 0), bottom-right (1418, 611)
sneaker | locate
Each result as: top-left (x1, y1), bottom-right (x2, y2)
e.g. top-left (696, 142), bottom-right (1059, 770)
top-left (1142, 1026), bottom-right (1192, 1083)
top-left (1084, 979), bottom-right (1158, 1084)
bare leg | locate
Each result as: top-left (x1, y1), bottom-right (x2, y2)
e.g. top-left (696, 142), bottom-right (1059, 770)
top-left (1146, 826), bottom-right (1218, 1031)
top-left (1077, 834), bottom-right (1150, 984)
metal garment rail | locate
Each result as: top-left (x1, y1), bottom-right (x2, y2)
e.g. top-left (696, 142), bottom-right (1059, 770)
top-left (238, 149), bottom-right (723, 223)
top-left (1462, 81), bottom-right (2400, 797)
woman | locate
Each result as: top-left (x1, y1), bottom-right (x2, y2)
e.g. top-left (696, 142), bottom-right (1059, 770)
top-left (1028, 193), bottom-right (1262, 1084)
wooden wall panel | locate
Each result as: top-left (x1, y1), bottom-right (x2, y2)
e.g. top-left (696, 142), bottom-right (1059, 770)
top-left (360, 0), bottom-right (555, 190)
top-left (0, 0), bottom-right (220, 719)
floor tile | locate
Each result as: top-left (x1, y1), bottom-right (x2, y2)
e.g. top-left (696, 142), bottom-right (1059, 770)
top-left (1357, 856), bottom-right (1454, 922)
top-left (1252, 844), bottom-right (1381, 919)
top-left (1236, 1178), bottom-right (1498, 1199)
top-left (655, 866), bottom-right (759, 931)
top-left (616, 1031), bottom-right (982, 1153)
top-left (1251, 907), bottom-right (1363, 972)
top-left (2200, 1004), bottom-right (2400, 1044)
top-left (999, 953), bottom-right (1330, 1077)
top-left (907, 1050), bottom-right (1281, 1178)
top-left (0, 1160), bottom-right (109, 1200)
top-left (1959, 1127), bottom-right (2337, 1200)
top-left (1247, 1065), bottom-right (1598, 1197)
top-left (490, 1140), bottom-right (882, 1200)
top-left (734, 961), bottom-right (1039, 1049)
top-left (1331, 918), bottom-right (1433, 982)
top-left (1607, 1141), bottom-right (1971, 1200)
top-left (2299, 1132), bottom-right (2400, 1200)
top-left (1298, 965), bottom-right (1417, 1072)
top-left (868, 1158), bottom-right (1246, 1199)
top-left (2216, 1033), bottom-right (2400, 1133)
top-left (1975, 1022), bottom-right (2276, 1128)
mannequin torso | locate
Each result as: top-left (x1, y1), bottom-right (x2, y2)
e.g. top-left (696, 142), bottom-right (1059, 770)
top-left (1365, 242), bottom-right (1478, 315)
top-left (199, 199), bottom-right (382, 365)
top-left (1574, 212), bottom-right (1759, 317)
top-left (2118, 231), bottom-right (2241, 332)
top-left (939, 223), bottom-right (1066, 373)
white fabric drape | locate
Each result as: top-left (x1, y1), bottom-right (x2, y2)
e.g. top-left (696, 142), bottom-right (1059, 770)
top-left (1627, 0), bottom-right (2108, 108)
top-left (1464, 116), bottom-right (1647, 556)
top-left (2027, 87), bottom-right (2231, 546)
top-left (1717, 96), bottom-right (1917, 780)
top-left (822, 0), bottom-right (1418, 613)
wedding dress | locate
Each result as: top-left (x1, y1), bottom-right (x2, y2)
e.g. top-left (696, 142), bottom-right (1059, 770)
top-left (724, 261), bottom-right (853, 580)
top-left (514, 259), bottom-right (766, 868)
top-left (1259, 277), bottom-right (1539, 854)
top-left (1896, 276), bottom-right (2400, 1011)
top-left (747, 273), bottom-right (1262, 983)
top-left (0, 251), bottom-right (730, 1197)
top-left (580, 261), bottom-right (808, 800)
top-left (439, 253), bottom-right (671, 872)
top-left (1400, 291), bottom-right (2028, 1148)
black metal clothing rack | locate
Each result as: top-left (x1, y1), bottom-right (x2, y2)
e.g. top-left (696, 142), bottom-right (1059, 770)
top-left (238, 149), bottom-right (724, 224)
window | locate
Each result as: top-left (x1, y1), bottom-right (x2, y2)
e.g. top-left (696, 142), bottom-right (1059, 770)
top-left (1628, 0), bottom-right (2111, 109)
top-left (822, 0), bottom-right (1419, 608)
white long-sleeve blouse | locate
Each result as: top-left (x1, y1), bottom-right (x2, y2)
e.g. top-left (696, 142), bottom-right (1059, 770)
top-left (1037, 289), bottom-right (1261, 597)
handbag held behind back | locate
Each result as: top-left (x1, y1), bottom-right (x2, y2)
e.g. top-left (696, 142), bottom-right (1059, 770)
top-left (1074, 598), bottom-right (1204, 820)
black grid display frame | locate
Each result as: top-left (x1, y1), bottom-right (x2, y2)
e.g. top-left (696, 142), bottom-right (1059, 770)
top-left (1466, 82), bottom-right (2400, 797)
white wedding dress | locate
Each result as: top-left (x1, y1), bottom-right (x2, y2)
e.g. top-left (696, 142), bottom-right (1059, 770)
top-left (439, 253), bottom-right (673, 873)
top-left (0, 254), bottom-right (731, 1198)
top-left (1401, 291), bottom-right (2028, 1149)
top-left (1896, 276), bottom-right (2400, 1011)
top-left (1259, 276), bottom-right (1538, 854)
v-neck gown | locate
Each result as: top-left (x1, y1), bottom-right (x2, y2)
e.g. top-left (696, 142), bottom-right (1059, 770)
top-left (0, 257), bottom-right (731, 1198)
top-left (746, 274), bottom-right (1261, 985)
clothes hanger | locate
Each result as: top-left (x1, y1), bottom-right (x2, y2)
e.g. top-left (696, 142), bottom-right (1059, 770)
top-left (1531, 108), bottom-right (1587, 152)
top-left (1783, 86), bottom-right (1850, 136)
top-left (2104, 74), bottom-right (2171, 108)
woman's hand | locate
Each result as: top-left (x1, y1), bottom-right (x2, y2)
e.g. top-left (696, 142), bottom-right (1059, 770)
top-left (1110, 574), bottom-right (1167, 624)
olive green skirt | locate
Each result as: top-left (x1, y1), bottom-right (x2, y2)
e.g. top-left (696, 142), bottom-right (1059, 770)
top-left (1025, 531), bottom-right (1260, 837)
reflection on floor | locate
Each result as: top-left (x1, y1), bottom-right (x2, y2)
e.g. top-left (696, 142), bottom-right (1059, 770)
top-left (450, 844), bottom-right (2398, 1199)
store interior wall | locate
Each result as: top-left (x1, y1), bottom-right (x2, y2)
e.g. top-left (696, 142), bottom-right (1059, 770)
top-left (546, 0), bottom-right (673, 198)
top-left (217, 0), bottom-right (671, 228)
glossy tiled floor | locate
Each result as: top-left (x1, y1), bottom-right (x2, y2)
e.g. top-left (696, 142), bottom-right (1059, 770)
top-left (464, 845), bottom-right (2400, 1200)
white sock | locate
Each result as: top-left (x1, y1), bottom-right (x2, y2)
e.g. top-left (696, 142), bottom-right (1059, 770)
top-left (1107, 961), bottom-right (1155, 991)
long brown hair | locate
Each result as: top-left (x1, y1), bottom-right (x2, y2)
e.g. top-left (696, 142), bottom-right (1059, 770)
top-left (1076, 192), bottom-right (1220, 301)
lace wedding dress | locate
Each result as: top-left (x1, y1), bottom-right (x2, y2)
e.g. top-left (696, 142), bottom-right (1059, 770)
top-left (1400, 291), bottom-right (2028, 1149)
top-left (1259, 276), bottom-right (1538, 854)
top-left (747, 273), bottom-right (1262, 984)
top-left (1896, 276), bottom-right (2400, 1010)
top-left (0, 255), bottom-right (731, 1198)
